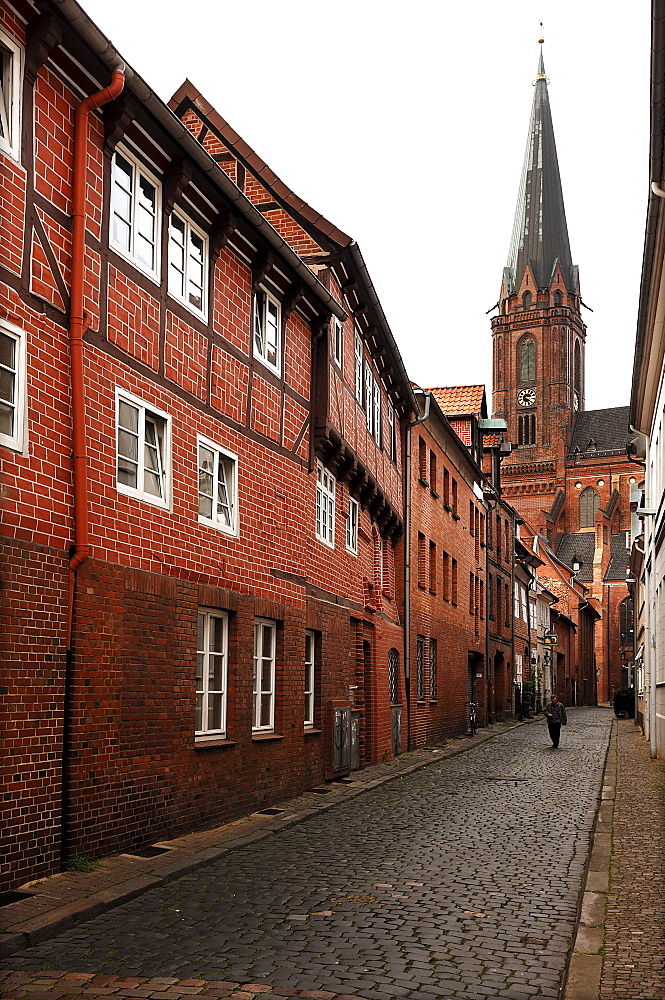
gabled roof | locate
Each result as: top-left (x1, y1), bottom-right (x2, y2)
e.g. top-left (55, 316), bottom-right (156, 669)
top-left (555, 533), bottom-right (595, 582)
top-left (568, 406), bottom-right (630, 457)
top-left (428, 385), bottom-right (487, 417)
top-left (604, 531), bottom-right (630, 582)
top-left (168, 80), bottom-right (416, 414)
top-left (505, 49), bottom-right (576, 294)
top-left (169, 81), bottom-right (354, 249)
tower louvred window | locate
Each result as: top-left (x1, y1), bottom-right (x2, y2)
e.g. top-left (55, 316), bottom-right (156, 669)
top-left (519, 338), bottom-right (536, 383)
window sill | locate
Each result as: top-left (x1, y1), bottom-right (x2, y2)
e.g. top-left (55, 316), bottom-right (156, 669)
top-left (429, 589), bottom-right (437, 596)
top-left (443, 503), bottom-right (452, 512)
top-left (452, 513), bottom-right (461, 521)
top-left (252, 732), bottom-right (284, 742)
top-left (194, 738), bottom-right (237, 750)
top-left (304, 728), bottom-right (322, 737)
top-left (430, 490), bottom-right (440, 499)
top-left (418, 478), bottom-right (430, 488)
top-left (429, 699), bottom-right (438, 705)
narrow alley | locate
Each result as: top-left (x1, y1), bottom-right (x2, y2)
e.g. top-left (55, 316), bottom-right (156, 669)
top-left (2, 711), bottom-right (617, 1000)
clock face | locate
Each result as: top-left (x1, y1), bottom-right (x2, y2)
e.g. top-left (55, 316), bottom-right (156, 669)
top-left (518, 387), bottom-right (536, 407)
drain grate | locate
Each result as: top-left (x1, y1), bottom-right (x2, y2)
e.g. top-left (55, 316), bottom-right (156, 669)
top-left (258, 807), bottom-right (286, 815)
top-left (309, 787), bottom-right (331, 794)
top-left (124, 846), bottom-right (173, 859)
top-left (0, 891), bottom-right (36, 908)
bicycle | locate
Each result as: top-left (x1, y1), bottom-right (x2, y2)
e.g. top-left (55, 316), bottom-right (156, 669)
top-left (465, 701), bottom-right (483, 737)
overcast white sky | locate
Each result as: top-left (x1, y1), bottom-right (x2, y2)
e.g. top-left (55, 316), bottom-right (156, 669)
top-left (81, 0), bottom-right (650, 411)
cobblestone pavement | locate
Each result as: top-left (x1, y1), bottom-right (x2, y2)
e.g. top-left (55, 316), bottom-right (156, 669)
top-left (599, 720), bottom-right (665, 999)
top-left (3, 709), bottom-right (612, 1000)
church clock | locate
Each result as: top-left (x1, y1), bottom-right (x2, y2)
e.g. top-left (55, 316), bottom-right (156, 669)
top-left (518, 387), bottom-right (536, 407)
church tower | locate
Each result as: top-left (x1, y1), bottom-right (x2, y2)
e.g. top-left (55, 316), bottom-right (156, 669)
top-left (491, 46), bottom-right (587, 517)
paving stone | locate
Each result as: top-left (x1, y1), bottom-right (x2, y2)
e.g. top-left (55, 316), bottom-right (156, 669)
top-left (0, 712), bottom-right (615, 998)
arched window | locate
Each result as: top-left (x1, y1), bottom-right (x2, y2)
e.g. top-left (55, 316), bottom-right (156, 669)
top-left (519, 337), bottom-right (536, 383)
top-left (553, 289), bottom-right (563, 306)
top-left (388, 648), bottom-right (399, 705)
top-left (579, 487), bottom-right (600, 528)
top-left (619, 596), bottom-right (634, 648)
top-left (522, 290), bottom-right (532, 310)
top-left (574, 339), bottom-right (582, 395)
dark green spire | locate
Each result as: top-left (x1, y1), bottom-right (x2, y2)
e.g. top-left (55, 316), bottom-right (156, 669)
top-left (505, 46), bottom-right (576, 294)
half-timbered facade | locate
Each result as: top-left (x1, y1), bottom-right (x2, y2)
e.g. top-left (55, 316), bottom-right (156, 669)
top-left (0, 0), bottom-right (414, 893)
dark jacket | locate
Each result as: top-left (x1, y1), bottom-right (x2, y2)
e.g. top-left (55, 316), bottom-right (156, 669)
top-left (544, 701), bottom-right (567, 724)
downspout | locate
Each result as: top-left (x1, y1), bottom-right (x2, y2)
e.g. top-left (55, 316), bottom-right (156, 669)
top-left (62, 66), bottom-right (125, 866)
top-left (404, 391), bottom-right (431, 751)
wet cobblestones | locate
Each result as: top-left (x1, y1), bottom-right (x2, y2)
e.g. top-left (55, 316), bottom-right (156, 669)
top-left (3, 709), bottom-right (612, 999)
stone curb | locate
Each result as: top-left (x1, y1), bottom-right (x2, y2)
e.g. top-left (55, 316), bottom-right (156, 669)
top-left (0, 715), bottom-right (539, 961)
top-left (561, 716), bottom-right (617, 1000)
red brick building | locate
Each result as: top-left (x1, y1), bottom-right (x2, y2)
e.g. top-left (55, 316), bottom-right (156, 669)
top-left (0, 0), bottom-right (415, 892)
top-left (403, 387), bottom-right (489, 743)
top-left (432, 385), bottom-right (517, 723)
top-left (489, 46), bottom-right (629, 703)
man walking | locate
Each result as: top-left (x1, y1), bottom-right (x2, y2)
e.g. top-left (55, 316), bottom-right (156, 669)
top-left (544, 694), bottom-right (567, 748)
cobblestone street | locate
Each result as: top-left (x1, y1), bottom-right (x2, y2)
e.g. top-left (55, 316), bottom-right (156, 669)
top-left (2, 709), bottom-right (612, 1000)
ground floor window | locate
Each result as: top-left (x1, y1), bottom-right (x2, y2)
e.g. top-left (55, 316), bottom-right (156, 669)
top-left (253, 618), bottom-right (276, 731)
top-left (196, 609), bottom-right (228, 739)
top-left (305, 630), bottom-right (316, 727)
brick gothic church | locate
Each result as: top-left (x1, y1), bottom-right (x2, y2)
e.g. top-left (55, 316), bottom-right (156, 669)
top-left (490, 47), bottom-right (636, 704)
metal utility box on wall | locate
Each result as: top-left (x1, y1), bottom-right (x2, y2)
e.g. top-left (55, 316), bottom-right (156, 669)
top-left (325, 700), bottom-right (351, 779)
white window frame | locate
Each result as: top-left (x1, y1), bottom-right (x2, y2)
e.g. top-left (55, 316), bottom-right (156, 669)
top-left (316, 460), bottom-right (335, 548)
top-left (354, 332), bottom-right (363, 402)
top-left (0, 29), bottom-right (22, 161)
top-left (387, 403), bottom-right (397, 462)
top-left (333, 318), bottom-right (343, 367)
top-left (253, 618), bottom-right (276, 732)
top-left (373, 380), bottom-right (382, 447)
top-left (110, 147), bottom-right (161, 280)
top-left (365, 363), bottom-right (373, 435)
top-left (253, 285), bottom-right (281, 375)
top-left (346, 496), bottom-right (359, 554)
top-left (304, 630), bottom-right (315, 728)
top-left (0, 318), bottom-right (26, 452)
top-left (196, 609), bottom-right (228, 741)
top-left (197, 435), bottom-right (238, 535)
top-left (168, 209), bottom-right (208, 319)
top-left (116, 387), bottom-right (170, 508)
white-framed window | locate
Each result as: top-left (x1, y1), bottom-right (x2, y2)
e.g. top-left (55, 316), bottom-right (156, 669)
top-left (515, 653), bottom-right (523, 690)
top-left (333, 318), bottom-right (343, 367)
top-left (387, 403), bottom-right (397, 462)
top-left (253, 618), bottom-right (276, 732)
top-left (364, 362), bottom-right (382, 445)
top-left (196, 609), bottom-right (228, 740)
top-left (514, 584), bottom-right (521, 620)
top-left (346, 496), bottom-right (359, 554)
top-left (111, 148), bottom-right (161, 278)
top-left (305, 630), bottom-right (316, 728)
top-left (0, 29), bottom-right (22, 161)
top-left (168, 210), bottom-right (207, 317)
top-left (197, 436), bottom-right (238, 535)
top-left (253, 286), bottom-right (281, 374)
top-left (116, 388), bottom-right (170, 507)
top-left (355, 333), bottom-right (363, 401)
top-left (0, 318), bottom-right (26, 452)
top-left (316, 460), bottom-right (335, 547)
top-left (365, 364), bottom-right (374, 435)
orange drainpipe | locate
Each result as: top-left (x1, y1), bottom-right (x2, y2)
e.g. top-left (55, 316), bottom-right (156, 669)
top-left (66, 68), bottom-right (125, 649)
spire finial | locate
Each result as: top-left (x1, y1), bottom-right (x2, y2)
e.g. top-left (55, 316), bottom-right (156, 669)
top-left (535, 29), bottom-right (547, 82)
